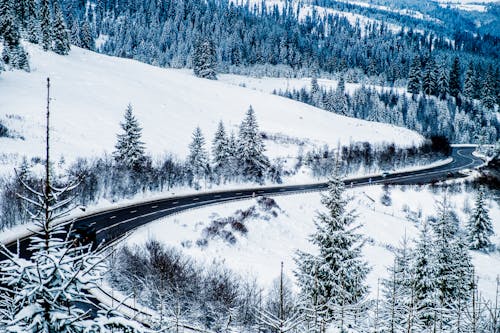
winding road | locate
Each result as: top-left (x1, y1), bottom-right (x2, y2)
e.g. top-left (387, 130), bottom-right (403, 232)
top-left (2, 146), bottom-right (484, 322)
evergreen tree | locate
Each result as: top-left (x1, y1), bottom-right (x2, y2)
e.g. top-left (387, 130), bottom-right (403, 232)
top-left (25, 0), bottom-right (39, 44)
top-left (438, 66), bottom-right (449, 100)
top-left (467, 189), bottom-right (494, 252)
top-left (449, 57), bottom-right (462, 98)
top-left (422, 58), bottom-right (437, 96)
top-left (212, 120), bottom-right (230, 183)
top-left (80, 20), bottom-right (95, 50)
top-left (193, 37), bottom-right (217, 80)
top-left (237, 106), bottom-right (269, 183)
top-left (413, 221), bottom-right (437, 327)
top-left (295, 172), bottom-right (370, 329)
top-left (51, 0), bottom-right (70, 55)
top-left (407, 56), bottom-right (422, 95)
top-left (113, 104), bottom-right (146, 170)
top-left (379, 236), bottom-right (415, 333)
top-left (380, 184), bottom-right (392, 206)
top-left (187, 126), bottom-right (209, 188)
top-left (463, 62), bottom-right (476, 100)
top-left (311, 76), bottom-right (322, 107)
top-left (40, 0), bottom-right (52, 51)
top-left (482, 65), bottom-right (497, 109)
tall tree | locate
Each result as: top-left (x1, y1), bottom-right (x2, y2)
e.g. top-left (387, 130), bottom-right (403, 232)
top-left (193, 37), bottom-right (217, 80)
top-left (237, 106), bottom-right (269, 183)
top-left (295, 172), bottom-right (369, 330)
top-left (51, 0), bottom-right (70, 55)
top-left (0, 0), bottom-right (30, 71)
top-left (407, 56), bottom-right (422, 95)
top-left (467, 188), bottom-right (494, 252)
top-left (113, 104), bottom-right (146, 170)
top-left (482, 65), bottom-right (497, 109)
top-left (40, 0), bottom-right (52, 51)
top-left (187, 126), bottom-right (209, 188)
top-left (449, 57), bottom-right (462, 98)
top-left (212, 120), bottom-right (230, 183)
top-left (0, 78), bottom-right (142, 333)
top-left (463, 62), bottom-right (476, 100)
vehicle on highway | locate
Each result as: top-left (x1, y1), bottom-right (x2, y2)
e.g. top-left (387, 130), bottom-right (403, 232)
top-left (381, 171), bottom-right (390, 178)
top-left (71, 223), bottom-right (97, 247)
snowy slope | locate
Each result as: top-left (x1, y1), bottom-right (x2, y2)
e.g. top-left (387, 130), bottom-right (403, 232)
top-left (126, 186), bottom-right (500, 302)
top-left (0, 43), bottom-right (423, 168)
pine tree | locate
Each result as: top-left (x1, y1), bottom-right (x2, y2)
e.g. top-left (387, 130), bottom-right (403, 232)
top-left (438, 64), bottom-right (449, 100)
top-left (0, 78), bottom-right (142, 333)
top-left (463, 62), bottom-right (476, 100)
top-left (80, 20), bottom-right (95, 50)
top-left (449, 57), bottom-right (462, 98)
top-left (467, 189), bottom-right (494, 252)
top-left (413, 221), bottom-right (437, 328)
top-left (237, 106), bottom-right (269, 183)
top-left (70, 19), bottom-right (81, 46)
top-left (311, 76), bottom-right (323, 107)
top-left (113, 104), bottom-right (146, 170)
top-left (193, 37), bottom-right (217, 80)
top-left (187, 126), bottom-right (209, 188)
top-left (51, 0), bottom-right (70, 55)
top-left (422, 58), bottom-right (437, 96)
top-left (482, 65), bottom-right (497, 109)
top-left (40, 0), bottom-right (52, 51)
top-left (380, 184), bottom-right (392, 206)
top-left (212, 120), bottom-right (230, 183)
top-left (407, 56), bottom-right (422, 95)
top-left (295, 172), bottom-right (370, 329)
top-left (379, 236), bottom-right (415, 333)
top-left (25, 0), bottom-right (39, 44)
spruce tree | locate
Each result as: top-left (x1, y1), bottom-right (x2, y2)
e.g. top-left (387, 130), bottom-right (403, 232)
top-left (407, 56), bottom-right (422, 95)
top-left (467, 189), bottom-right (494, 252)
top-left (51, 0), bottom-right (70, 55)
top-left (482, 65), bottom-right (496, 109)
top-left (40, 0), bottom-right (52, 51)
top-left (187, 126), bottom-right (209, 188)
top-left (113, 104), bottom-right (146, 170)
top-left (237, 106), bottom-right (269, 183)
top-left (295, 172), bottom-right (370, 329)
top-left (193, 37), bottom-right (217, 80)
top-left (463, 62), bottom-right (476, 100)
top-left (437, 63), bottom-right (449, 100)
top-left (449, 57), bottom-right (462, 98)
top-left (413, 221), bottom-right (437, 328)
top-left (212, 120), bottom-right (230, 183)
top-left (0, 0), bottom-right (29, 71)
top-left (80, 20), bottom-right (94, 50)
top-left (422, 58), bottom-right (437, 96)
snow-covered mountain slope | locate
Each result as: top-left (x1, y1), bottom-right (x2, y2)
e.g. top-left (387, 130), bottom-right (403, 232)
top-left (0, 44), bottom-right (423, 166)
top-left (127, 185), bottom-right (500, 302)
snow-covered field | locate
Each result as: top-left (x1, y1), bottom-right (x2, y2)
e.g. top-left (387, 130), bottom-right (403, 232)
top-left (126, 185), bottom-right (500, 302)
top-left (0, 43), bottom-right (423, 176)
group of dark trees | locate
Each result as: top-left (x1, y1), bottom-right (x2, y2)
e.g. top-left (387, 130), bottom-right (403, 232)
top-left (276, 73), bottom-right (499, 144)
top-left (0, 0), bottom-right (74, 71)
top-left (44, 0), bottom-right (497, 84)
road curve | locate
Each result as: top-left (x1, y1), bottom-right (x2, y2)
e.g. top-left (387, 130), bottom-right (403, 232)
top-left (1, 146), bottom-right (483, 322)
top-left (6, 146), bottom-right (483, 255)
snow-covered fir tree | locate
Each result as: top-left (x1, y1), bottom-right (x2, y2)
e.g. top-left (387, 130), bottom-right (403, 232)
top-left (193, 37), bottom-right (217, 80)
top-left (237, 106), bottom-right (269, 183)
top-left (467, 188), bottom-right (494, 252)
top-left (51, 0), bottom-right (70, 55)
top-left (437, 64), bottom-right (449, 100)
top-left (295, 172), bottom-right (370, 331)
top-left (80, 20), bottom-right (95, 50)
top-left (113, 104), bottom-right (146, 170)
top-left (211, 120), bottom-right (230, 183)
top-left (407, 56), bottom-right (422, 95)
top-left (413, 221), bottom-right (437, 328)
top-left (25, 0), bottom-right (39, 44)
top-left (40, 0), bottom-right (51, 51)
top-left (463, 62), bottom-right (476, 100)
top-left (380, 184), bottom-right (392, 206)
top-left (449, 57), bottom-right (462, 98)
top-left (187, 126), bottom-right (209, 188)
top-left (482, 65), bottom-right (497, 110)
top-left (379, 236), bottom-right (415, 333)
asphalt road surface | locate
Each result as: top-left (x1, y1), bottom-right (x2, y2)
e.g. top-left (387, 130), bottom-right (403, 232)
top-left (2, 146), bottom-right (483, 319)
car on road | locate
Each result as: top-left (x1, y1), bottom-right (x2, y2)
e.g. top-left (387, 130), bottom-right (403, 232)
top-left (381, 171), bottom-right (390, 178)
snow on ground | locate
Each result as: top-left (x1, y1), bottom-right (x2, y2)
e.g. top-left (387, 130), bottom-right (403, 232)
top-left (0, 43), bottom-right (422, 176)
top-left (126, 185), bottom-right (500, 302)
top-left (218, 73), bottom-right (408, 97)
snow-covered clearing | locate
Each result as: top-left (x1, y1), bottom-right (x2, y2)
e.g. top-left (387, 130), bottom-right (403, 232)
top-left (0, 43), bottom-right (422, 176)
top-left (126, 185), bottom-right (500, 302)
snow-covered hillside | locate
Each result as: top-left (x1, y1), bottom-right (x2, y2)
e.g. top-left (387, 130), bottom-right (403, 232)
top-left (0, 44), bottom-right (423, 169)
top-left (126, 185), bottom-right (500, 302)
